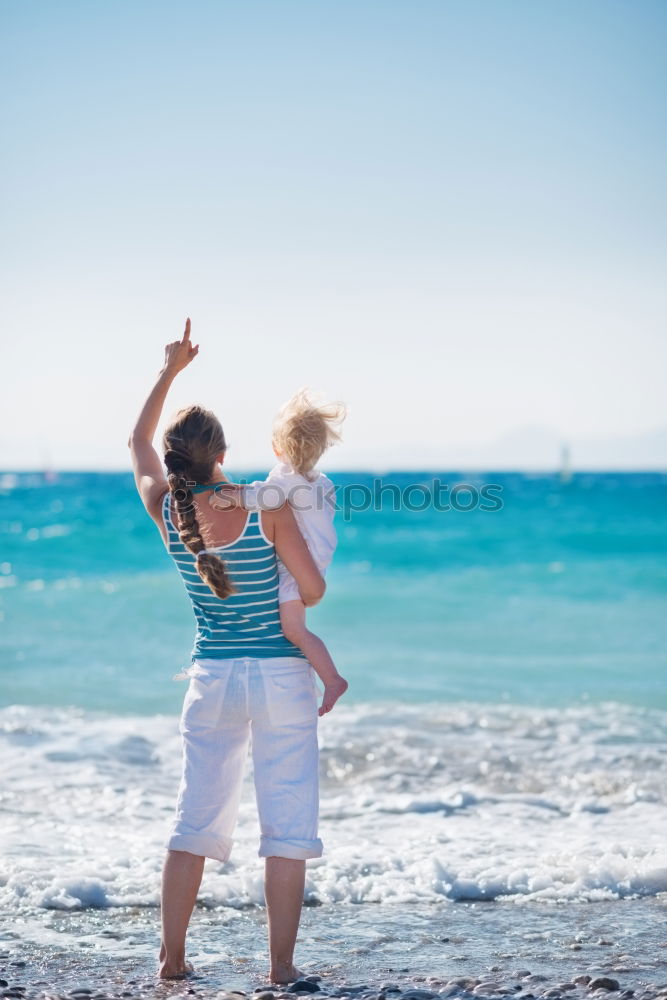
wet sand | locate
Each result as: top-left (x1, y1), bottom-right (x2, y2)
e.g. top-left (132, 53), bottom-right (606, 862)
top-left (2, 899), bottom-right (666, 1000)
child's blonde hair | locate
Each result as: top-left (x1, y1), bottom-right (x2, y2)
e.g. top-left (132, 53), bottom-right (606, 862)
top-left (272, 387), bottom-right (346, 479)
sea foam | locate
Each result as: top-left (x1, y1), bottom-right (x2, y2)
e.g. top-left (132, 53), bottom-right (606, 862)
top-left (1, 700), bottom-right (665, 915)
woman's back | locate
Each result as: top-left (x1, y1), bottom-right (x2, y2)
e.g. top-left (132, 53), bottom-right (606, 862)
top-left (162, 493), bottom-right (305, 661)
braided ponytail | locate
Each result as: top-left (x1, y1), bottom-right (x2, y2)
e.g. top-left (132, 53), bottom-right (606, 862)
top-left (163, 408), bottom-right (236, 601)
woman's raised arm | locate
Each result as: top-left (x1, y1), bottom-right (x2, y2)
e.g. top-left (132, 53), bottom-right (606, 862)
top-left (268, 504), bottom-right (326, 607)
top-left (128, 317), bottom-right (199, 518)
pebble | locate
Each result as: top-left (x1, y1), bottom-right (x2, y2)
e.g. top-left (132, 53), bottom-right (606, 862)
top-left (0, 967), bottom-right (658, 1000)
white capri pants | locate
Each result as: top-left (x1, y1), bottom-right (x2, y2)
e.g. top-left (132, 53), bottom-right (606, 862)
top-left (166, 655), bottom-right (323, 863)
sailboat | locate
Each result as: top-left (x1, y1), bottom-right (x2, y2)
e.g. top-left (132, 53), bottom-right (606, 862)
top-left (559, 443), bottom-right (572, 484)
top-left (42, 447), bottom-right (58, 485)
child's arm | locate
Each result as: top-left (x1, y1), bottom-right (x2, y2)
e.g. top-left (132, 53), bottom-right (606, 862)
top-left (269, 504), bottom-right (325, 606)
top-left (209, 475), bottom-right (290, 512)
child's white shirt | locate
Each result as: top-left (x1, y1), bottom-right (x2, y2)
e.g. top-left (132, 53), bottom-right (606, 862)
top-left (241, 462), bottom-right (337, 601)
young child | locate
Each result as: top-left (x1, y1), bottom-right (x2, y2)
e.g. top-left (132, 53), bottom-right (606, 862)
top-left (211, 388), bottom-right (348, 717)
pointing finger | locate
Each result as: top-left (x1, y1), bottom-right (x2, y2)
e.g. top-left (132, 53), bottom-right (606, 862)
top-left (182, 317), bottom-right (191, 344)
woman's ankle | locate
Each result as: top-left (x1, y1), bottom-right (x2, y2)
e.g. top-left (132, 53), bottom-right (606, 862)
top-left (269, 959), bottom-right (301, 983)
top-left (159, 949), bottom-right (186, 970)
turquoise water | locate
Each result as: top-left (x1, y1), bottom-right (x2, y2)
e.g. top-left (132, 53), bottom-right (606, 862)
top-left (1, 470), bottom-right (665, 713)
top-left (2, 470), bottom-right (667, 988)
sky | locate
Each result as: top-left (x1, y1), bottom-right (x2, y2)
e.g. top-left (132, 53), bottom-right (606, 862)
top-left (1, 0), bottom-right (666, 471)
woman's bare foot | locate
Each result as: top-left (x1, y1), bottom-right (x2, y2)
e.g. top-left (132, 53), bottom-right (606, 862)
top-left (158, 957), bottom-right (195, 980)
top-left (269, 961), bottom-right (304, 984)
top-left (319, 675), bottom-right (349, 716)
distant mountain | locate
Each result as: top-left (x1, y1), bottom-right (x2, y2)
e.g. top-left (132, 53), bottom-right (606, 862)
top-left (481, 425), bottom-right (667, 471)
top-left (334, 425), bottom-right (667, 472)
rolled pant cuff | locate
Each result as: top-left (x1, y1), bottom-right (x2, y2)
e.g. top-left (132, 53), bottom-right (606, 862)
top-left (166, 831), bottom-right (233, 863)
top-left (259, 835), bottom-right (323, 860)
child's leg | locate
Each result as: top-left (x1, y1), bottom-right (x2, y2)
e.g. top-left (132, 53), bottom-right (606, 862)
top-left (279, 600), bottom-right (348, 716)
top-left (280, 600), bottom-right (337, 684)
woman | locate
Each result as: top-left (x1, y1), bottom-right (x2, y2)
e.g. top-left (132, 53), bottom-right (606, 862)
top-left (129, 319), bottom-right (326, 984)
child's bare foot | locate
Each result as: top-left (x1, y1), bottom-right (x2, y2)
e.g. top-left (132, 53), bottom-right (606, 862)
top-left (318, 675), bottom-right (348, 716)
top-left (269, 961), bottom-right (304, 984)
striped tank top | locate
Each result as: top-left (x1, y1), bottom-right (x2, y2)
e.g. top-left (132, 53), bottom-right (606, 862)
top-left (162, 492), bottom-right (305, 662)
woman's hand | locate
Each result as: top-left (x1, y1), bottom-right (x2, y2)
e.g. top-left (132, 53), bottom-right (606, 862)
top-left (163, 317), bottom-right (199, 375)
top-left (129, 317), bottom-right (199, 532)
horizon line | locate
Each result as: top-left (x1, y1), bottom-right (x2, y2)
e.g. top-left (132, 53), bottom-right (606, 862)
top-left (1, 466), bottom-right (665, 477)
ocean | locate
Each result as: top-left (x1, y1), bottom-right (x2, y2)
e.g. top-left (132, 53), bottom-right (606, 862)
top-left (1, 470), bottom-right (666, 997)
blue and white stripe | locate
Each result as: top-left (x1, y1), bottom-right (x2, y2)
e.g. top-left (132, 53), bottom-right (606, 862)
top-left (162, 492), bottom-right (305, 661)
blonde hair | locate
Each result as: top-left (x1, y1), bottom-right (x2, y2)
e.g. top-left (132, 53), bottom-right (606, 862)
top-left (272, 388), bottom-right (346, 479)
top-left (162, 405), bottom-right (236, 600)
